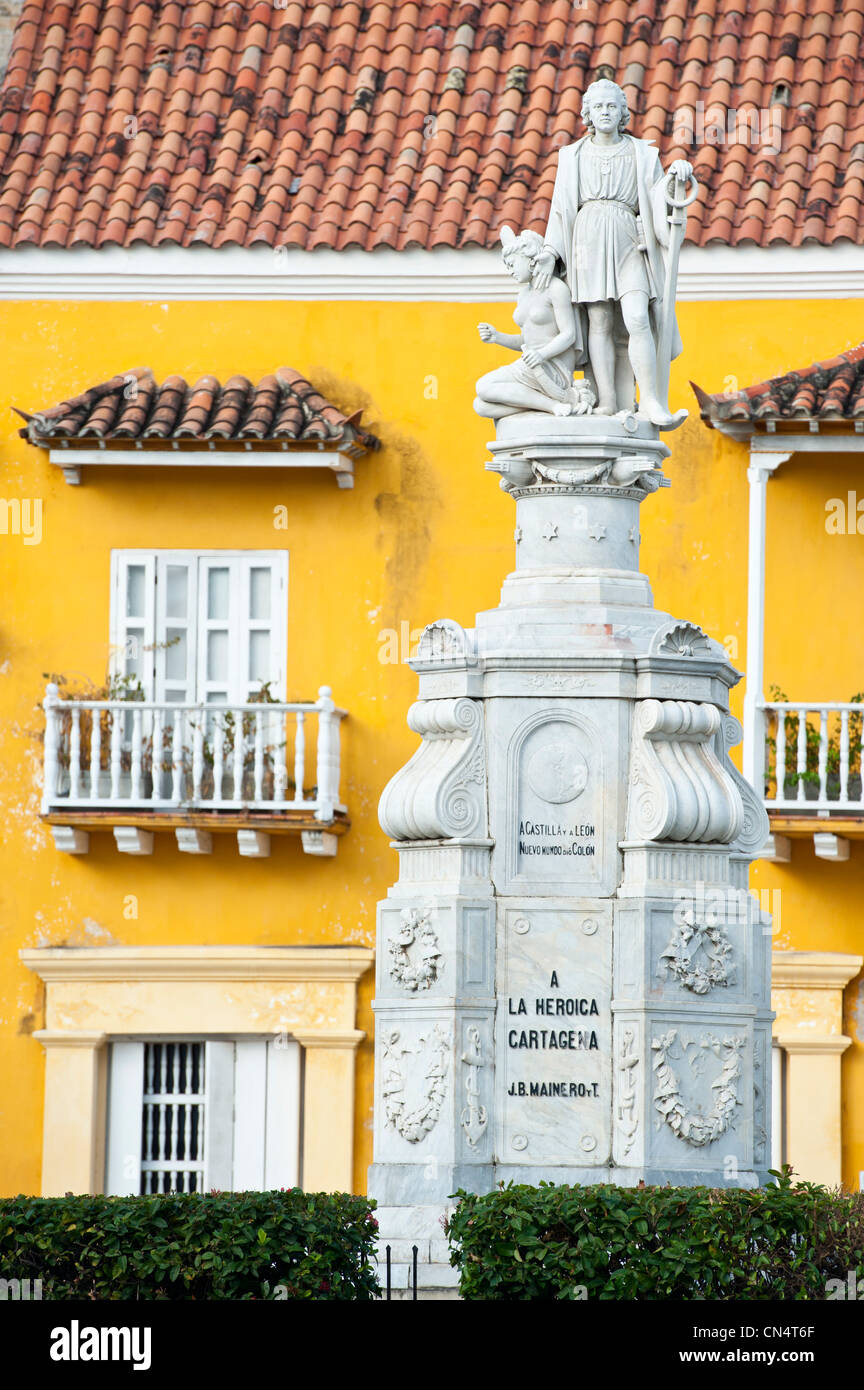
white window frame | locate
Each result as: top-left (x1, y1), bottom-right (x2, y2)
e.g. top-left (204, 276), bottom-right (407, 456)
top-left (109, 550), bottom-right (288, 704)
top-left (105, 1036), bottom-right (302, 1196)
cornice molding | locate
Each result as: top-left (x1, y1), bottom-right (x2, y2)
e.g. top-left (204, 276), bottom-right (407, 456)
top-left (774, 1034), bottom-right (853, 1056)
top-left (0, 245), bottom-right (861, 301)
top-left (32, 1030), bottom-right (106, 1048)
top-left (20, 945), bottom-right (374, 984)
top-left (771, 950), bottom-right (863, 990)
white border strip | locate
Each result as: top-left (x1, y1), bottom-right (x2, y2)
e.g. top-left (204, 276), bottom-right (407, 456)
top-left (0, 244), bottom-right (862, 300)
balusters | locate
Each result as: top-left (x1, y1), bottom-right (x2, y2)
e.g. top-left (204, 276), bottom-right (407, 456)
top-left (840, 709), bottom-right (850, 804)
top-left (774, 706), bottom-right (786, 806)
top-left (817, 708), bottom-right (828, 804)
top-left (213, 718), bottom-right (224, 802)
top-left (233, 711), bottom-right (244, 804)
top-left (90, 703), bottom-right (102, 800)
top-left (151, 708), bottom-right (163, 803)
top-left (293, 711), bottom-right (306, 804)
top-left (130, 707), bottom-right (143, 800)
top-left (42, 683), bottom-right (60, 812)
top-left (69, 707), bottom-right (81, 800)
top-left (254, 709), bottom-right (264, 802)
top-left (192, 708), bottom-right (204, 801)
top-left (40, 693), bottom-right (348, 822)
top-left (171, 711), bottom-right (184, 803)
top-left (273, 711), bottom-right (287, 802)
top-left (315, 685), bottom-right (338, 821)
top-left (110, 705), bottom-right (122, 801)
top-left (796, 707), bottom-right (807, 803)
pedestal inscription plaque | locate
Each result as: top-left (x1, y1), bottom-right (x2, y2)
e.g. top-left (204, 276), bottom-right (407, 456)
top-left (490, 700), bottom-right (628, 897)
top-left (498, 903), bottom-right (612, 1165)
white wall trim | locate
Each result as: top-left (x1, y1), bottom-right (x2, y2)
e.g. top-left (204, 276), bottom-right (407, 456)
top-left (20, 944), bottom-right (374, 982)
top-left (0, 244), bottom-right (862, 301)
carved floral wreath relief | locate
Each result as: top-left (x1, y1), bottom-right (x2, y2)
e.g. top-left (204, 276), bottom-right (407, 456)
top-left (652, 1029), bottom-right (745, 1148)
top-left (388, 906), bottom-right (441, 992)
top-left (382, 1024), bottom-right (450, 1144)
top-left (660, 910), bottom-right (734, 995)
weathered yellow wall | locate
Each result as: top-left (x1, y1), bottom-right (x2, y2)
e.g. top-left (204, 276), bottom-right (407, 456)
top-left (1, 297), bottom-right (862, 1195)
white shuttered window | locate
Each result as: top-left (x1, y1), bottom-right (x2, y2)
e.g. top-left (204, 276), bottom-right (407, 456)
top-left (110, 551), bottom-right (288, 704)
top-left (105, 1038), bottom-right (302, 1195)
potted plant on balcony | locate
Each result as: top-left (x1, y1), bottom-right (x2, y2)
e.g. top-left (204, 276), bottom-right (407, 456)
top-left (766, 686), bottom-right (864, 803)
top-left (42, 669), bottom-right (147, 801)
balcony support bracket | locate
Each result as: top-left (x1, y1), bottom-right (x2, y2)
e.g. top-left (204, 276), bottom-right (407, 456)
top-left (114, 827), bottom-right (154, 856)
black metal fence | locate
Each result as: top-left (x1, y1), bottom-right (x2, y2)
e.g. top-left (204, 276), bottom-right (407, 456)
top-left (383, 1244), bottom-right (418, 1301)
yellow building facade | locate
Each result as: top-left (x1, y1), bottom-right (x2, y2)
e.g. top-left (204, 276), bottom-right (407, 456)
top-left (0, 287), bottom-right (862, 1196)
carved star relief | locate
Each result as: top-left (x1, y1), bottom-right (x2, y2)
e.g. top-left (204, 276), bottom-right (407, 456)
top-left (514, 525), bottom-right (523, 542)
top-left (629, 526), bottom-right (638, 543)
top-left (588, 523), bottom-right (607, 540)
top-left (541, 522), bottom-right (558, 540)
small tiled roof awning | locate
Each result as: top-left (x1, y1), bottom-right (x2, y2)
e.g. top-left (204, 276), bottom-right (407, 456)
top-left (692, 345), bottom-right (864, 428)
top-left (16, 367), bottom-right (380, 452)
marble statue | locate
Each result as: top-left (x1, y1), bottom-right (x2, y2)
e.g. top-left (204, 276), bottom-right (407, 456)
top-left (479, 78), bottom-right (697, 430)
top-left (371, 76), bottom-right (770, 1297)
top-left (475, 227), bottom-right (596, 419)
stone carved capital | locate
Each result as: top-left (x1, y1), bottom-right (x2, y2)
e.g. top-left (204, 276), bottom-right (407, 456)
top-left (626, 699), bottom-right (743, 844)
top-left (379, 697), bottom-right (488, 841)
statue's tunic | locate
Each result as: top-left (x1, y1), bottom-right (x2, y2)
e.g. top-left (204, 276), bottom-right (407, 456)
top-left (544, 133), bottom-right (683, 365)
top-left (572, 141), bottom-right (655, 304)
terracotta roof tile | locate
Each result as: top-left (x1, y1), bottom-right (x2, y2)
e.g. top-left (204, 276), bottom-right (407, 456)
top-left (694, 344), bottom-right (864, 427)
top-left (16, 367), bottom-right (380, 452)
top-left (1, 1), bottom-right (863, 249)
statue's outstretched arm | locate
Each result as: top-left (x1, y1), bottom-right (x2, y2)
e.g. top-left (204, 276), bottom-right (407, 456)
top-left (478, 322), bottom-right (522, 351)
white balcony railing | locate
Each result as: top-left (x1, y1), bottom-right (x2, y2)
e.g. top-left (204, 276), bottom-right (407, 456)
top-left (758, 701), bottom-right (864, 814)
top-left (42, 683), bottom-right (346, 821)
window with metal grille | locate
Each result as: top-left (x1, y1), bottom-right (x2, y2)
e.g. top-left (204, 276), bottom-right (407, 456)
top-left (105, 1038), bottom-right (301, 1196)
top-left (141, 1042), bottom-right (206, 1194)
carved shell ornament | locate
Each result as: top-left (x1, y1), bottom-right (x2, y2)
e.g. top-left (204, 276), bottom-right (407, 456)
top-left (388, 906), bottom-right (441, 992)
top-left (381, 1025), bottom-right (450, 1144)
top-left (660, 912), bottom-right (734, 995)
top-left (652, 1029), bottom-right (745, 1148)
top-left (655, 622), bottom-right (712, 657)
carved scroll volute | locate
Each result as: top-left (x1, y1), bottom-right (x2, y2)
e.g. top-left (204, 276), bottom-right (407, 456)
top-left (627, 699), bottom-right (743, 844)
top-left (378, 697), bottom-right (488, 841)
top-left (720, 713), bottom-right (770, 858)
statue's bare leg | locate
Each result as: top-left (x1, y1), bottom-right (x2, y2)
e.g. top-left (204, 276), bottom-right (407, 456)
top-left (473, 399), bottom-right (521, 419)
top-left (620, 290), bottom-right (686, 429)
top-left (614, 323), bottom-right (635, 413)
top-left (475, 372), bottom-right (573, 418)
top-left (586, 302), bottom-right (617, 414)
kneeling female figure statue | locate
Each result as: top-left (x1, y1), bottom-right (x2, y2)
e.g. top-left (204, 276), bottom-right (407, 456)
top-left (474, 226), bottom-right (595, 420)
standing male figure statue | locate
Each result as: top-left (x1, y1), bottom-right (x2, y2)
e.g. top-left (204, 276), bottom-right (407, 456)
top-left (534, 78), bottom-right (694, 429)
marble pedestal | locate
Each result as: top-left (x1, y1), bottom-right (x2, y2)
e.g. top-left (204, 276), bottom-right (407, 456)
top-left (369, 414), bottom-right (772, 1291)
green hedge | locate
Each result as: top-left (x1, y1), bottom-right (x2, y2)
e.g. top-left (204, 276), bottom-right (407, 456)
top-left (0, 1190), bottom-right (379, 1300)
top-left (445, 1171), bottom-right (864, 1300)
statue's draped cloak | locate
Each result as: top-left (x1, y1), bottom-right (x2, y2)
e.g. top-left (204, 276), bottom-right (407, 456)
top-left (544, 134), bottom-right (684, 367)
